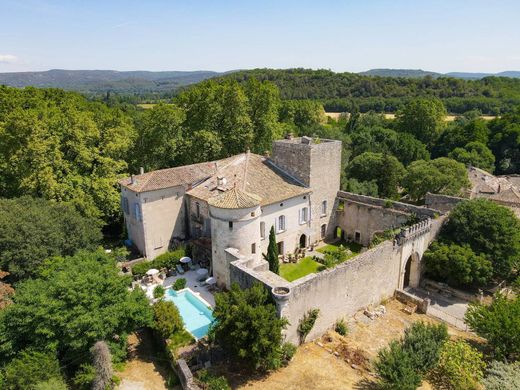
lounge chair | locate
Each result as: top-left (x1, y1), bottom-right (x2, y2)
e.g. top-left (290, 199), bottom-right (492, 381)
top-left (189, 262), bottom-right (200, 271)
top-left (176, 264), bottom-right (185, 274)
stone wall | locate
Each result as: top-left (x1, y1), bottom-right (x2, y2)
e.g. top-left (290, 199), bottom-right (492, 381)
top-left (174, 359), bottom-right (201, 390)
top-left (338, 191), bottom-right (439, 218)
top-left (424, 192), bottom-right (465, 213)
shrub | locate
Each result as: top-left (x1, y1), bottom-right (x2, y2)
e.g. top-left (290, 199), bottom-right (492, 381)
top-left (2, 349), bottom-right (64, 390)
top-left (482, 361), bottom-right (520, 390)
top-left (153, 285), bottom-right (165, 298)
top-left (298, 309), bottom-right (320, 343)
top-left (196, 369), bottom-right (231, 390)
top-left (173, 278), bottom-right (187, 291)
top-left (281, 342), bottom-right (297, 366)
top-left (465, 293), bottom-right (520, 361)
top-left (401, 322), bottom-right (448, 374)
top-left (335, 319), bottom-right (348, 336)
top-left (374, 340), bottom-right (422, 390)
top-left (153, 300), bottom-right (184, 339)
top-left (132, 248), bottom-right (186, 277)
top-left (209, 283), bottom-right (288, 371)
top-left (429, 340), bottom-right (485, 390)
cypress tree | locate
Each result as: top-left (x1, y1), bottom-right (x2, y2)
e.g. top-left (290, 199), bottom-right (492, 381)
top-left (263, 226), bottom-right (279, 274)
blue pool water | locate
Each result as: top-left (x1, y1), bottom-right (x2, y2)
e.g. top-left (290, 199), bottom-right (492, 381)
top-left (165, 288), bottom-right (214, 339)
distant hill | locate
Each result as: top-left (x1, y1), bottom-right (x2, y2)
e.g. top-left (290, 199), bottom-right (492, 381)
top-left (362, 68), bottom-right (520, 80)
top-left (0, 69), bottom-right (224, 95)
top-left (359, 68), bottom-right (441, 78)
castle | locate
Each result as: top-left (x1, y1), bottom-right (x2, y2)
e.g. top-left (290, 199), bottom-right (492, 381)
top-left (120, 136), bottom-right (342, 287)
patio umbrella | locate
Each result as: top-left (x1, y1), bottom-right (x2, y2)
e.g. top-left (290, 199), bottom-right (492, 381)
top-left (146, 268), bottom-right (160, 276)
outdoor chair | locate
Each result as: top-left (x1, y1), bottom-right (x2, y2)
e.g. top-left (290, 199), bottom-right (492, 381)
top-left (176, 264), bottom-right (185, 274)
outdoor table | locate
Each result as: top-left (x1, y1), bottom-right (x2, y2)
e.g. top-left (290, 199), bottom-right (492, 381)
top-left (180, 256), bottom-right (191, 264)
top-left (196, 268), bottom-right (209, 281)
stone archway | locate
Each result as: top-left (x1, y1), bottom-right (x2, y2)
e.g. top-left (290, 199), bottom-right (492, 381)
top-left (403, 252), bottom-right (421, 289)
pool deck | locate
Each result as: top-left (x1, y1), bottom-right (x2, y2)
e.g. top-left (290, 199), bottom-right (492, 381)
top-left (141, 269), bottom-right (215, 307)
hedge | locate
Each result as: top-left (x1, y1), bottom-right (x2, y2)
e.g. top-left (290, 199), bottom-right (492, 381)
top-left (132, 247), bottom-right (186, 277)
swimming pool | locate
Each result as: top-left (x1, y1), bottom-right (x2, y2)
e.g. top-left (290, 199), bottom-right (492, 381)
top-left (165, 288), bottom-right (214, 339)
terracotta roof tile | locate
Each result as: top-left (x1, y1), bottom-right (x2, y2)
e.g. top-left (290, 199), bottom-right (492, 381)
top-left (208, 187), bottom-right (261, 209)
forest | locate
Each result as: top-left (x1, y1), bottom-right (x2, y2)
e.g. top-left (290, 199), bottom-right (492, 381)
top-left (222, 68), bottom-right (520, 114)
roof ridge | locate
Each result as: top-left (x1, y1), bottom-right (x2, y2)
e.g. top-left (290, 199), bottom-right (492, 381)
top-left (242, 150), bottom-right (250, 191)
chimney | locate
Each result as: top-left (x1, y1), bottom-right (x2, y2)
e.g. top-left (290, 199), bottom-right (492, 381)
top-left (217, 176), bottom-right (227, 188)
top-left (140, 167), bottom-right (144, 175)
top-left (130, 175), bottom-right (136, 185)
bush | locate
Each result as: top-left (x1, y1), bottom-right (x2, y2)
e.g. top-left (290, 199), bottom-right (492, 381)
top-left (132, 248), bottom-right (186, 277)
top-left (465, 293), bottom-right (520, 361)
top-left (2, 349), bottom-right (64, 390)
top-left (196, 369), bottom-right (231, 390)
top-left (429, 340), bottom-right (485, 390)
top-left (173, 278), bottom-right (187, 291)
top-left (281, 342), bottom-right (297, 366)
top-left (153, 285), bottom-right (165, 298)
top-left (401, 322), bottom-right (448, 374)
top-left (482, 361), bottom-right (520, 390)
top-left (153, 300), bottom-right (184, 339)
top-left (374, 340), bottom-right (422, 390)
top-left (298, 309), bottom-right (320, 343)
top-left (335, 319), bottom-right (348, 336)
top-left (424, 242), bottom-right (492, 287)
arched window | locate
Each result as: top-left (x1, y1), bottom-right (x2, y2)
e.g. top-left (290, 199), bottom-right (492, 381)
top-left (321, 200), bottom-right (327, 216)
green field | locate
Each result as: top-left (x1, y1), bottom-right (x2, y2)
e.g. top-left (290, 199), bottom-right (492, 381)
top-left (279, 257), bottom-right (324, 282)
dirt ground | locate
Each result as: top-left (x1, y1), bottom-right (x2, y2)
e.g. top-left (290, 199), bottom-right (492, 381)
top-left (117, 329), bottom-right (179, 390)
top-left (237, 299), bottom-right (481, 390)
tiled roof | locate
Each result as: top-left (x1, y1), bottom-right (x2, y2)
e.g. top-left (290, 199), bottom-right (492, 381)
top-left (119, 157), bottom-right (236, 192)
top-left (488, 186), bottom-right (520, 203)
top-left (208, 187), bottom-right (261, 209)
top-left (187, 152), bottom-right (310, 205)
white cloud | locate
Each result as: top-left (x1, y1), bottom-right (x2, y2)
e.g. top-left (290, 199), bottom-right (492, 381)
top-left (0, 54), bottom-right (18, 64)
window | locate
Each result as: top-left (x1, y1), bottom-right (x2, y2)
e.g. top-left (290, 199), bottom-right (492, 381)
top-left (229, 221), bottom-right (233, 230)
top-left (133, 203), bottom-right (141, 221)
top-left (260, 222), bottom-right (266, 239)
top-left (321, 200), bottom-right (327, 216)
top-left (355, 231), bottom-right (361, 242)
top-left (321, 224), bottom-right (327, 238)
top-left (277, 215), bottom-right (286, 232)
top-left (196, 202), bottom-right (200, 218)
top-left (251, 243), bottom-right (256, 254)
top-left (122, 197), bottom-right (129, 214)
top-left (299, 207), bottom-right (309, 224)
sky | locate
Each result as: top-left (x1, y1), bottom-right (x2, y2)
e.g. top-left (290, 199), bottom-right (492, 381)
top-left (1, 0), bottom-right (520, 74)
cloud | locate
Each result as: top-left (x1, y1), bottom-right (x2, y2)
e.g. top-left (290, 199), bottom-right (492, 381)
top-left (0, 54), bottom-right (18, 64)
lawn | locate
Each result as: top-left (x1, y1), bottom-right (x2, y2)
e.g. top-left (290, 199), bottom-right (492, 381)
top-left (280, 257), bottom-right (324, 282)
top-left (317, 241), bottom-right (362, 256)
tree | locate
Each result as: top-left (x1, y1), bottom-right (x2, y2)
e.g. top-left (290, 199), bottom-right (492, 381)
top-left (443, 199), bottom-right (520, 279)
top-left (1, 349), bottom-right (65, 390)
top-left (482, 361), bottom-right (520, 390)
top-left (488, 109), bottom-right (520, 174)
top-left (433, 117), bottom-right (490, 158)
top-left (430, 340), bottom-right (485, 390)
top-left (465, 294), bottom-right (520, 361)
top-left (0, 250), bottom-right (153, 367)
top-left (91, 341), bottom-right (113, 390)
top-left (424, 242), bottom-right (493, 287)
top-left (0, 196), bottom-right (102, 280)
top-left (347, 152), bottom-right (405, 199)
top-left (448, 141), bottom-right (495, 172)
top-left (396, 98), bottom-right (447, 146)
top-left (185, 130), bottom-right (223, 164)
top-left (402, 157), bottom-right (470, 201)
top-left (263, 226), bottom-right (279, 274)
top-left (245, 78), bottom-right (282, 154)
top-left (209, 283), bottom-right (287, 371)
top-left (0, 87), bottom-right (136, 223)
top-left (401, 321), bottom-right (448, 374)
top-left (374, 340), bottom-right (422, 390)
top-left (133, 103), bottom-right (185, 171)
top-left (153, 300), bottom-right (184, 339)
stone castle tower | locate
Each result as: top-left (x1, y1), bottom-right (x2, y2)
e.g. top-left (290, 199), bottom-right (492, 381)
top-left (271, 136), bottom-right (342, 240)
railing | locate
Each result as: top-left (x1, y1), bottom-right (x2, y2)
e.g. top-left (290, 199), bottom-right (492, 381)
top-left (394, 218), bottom-right (432, 245)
